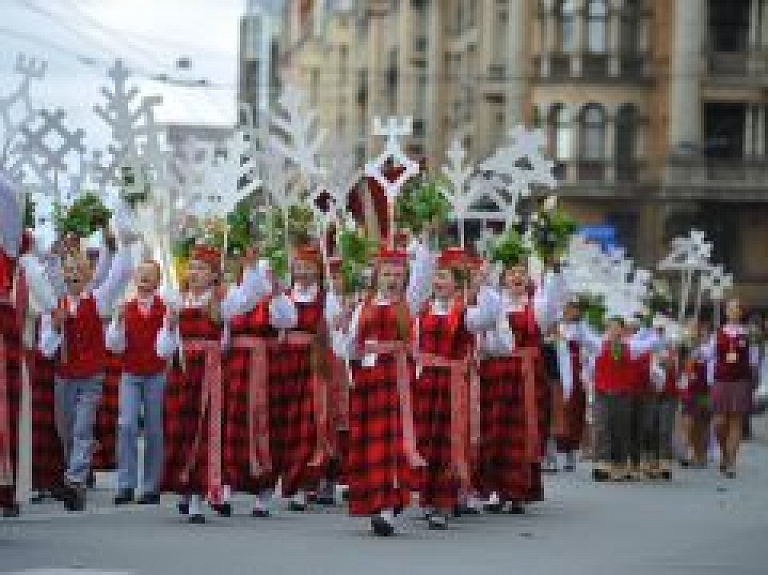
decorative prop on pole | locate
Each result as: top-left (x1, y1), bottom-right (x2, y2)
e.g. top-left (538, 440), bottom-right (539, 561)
top-left (364, 117), bottom-right (420, 248)
top-left (658, 229), bottom-right (712, 322)
top-left (440, 138), bottom-right (474, 248)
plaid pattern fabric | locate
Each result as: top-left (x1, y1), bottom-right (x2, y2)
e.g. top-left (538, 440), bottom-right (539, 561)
top-left (554, 341), bottom-right (586, 452)
top-left (414, 308), bottom-right (472, 511)
top-left (346, 303), bottom-right (417, 516)
top-left (161, 308), bottom-right (220, 495)
top-left (475, 306), bottom-right (544, 504)
top-left (0, 303), bottom-right (21, 507)
top-left (29, 349), bottom-right (64, 490)
top-left (91, 351), bottom-right (120, 470)
top-left (223, 302), bottom-right (275, 493)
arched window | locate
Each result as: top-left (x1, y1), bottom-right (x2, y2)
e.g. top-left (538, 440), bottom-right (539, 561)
top-left (556, 0), bottom-right (576, 52)
top-left (615, 104), bottom-right (639, 180)
top-left (620, 0), bottom-right (641, 55)
top-left (587, 0), bottom-right (608, 53)
top-left (582, 104), bottom-right (606, 160)
top-left (549, 104), bottom-right (573, 160)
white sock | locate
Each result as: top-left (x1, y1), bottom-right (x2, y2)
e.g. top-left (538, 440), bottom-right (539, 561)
top-left (222, 485), bottom-right (231, 502)
top-left (379, 508), bottom-right (394, 524)
top-left (189, 494), bottom-right (203, 516)
top-left (292, 490), bottom-right (306, 505)
top-left (547, 438), bottom-right (558, 460)
top-left (254, 489), bottom-right (273, 511)
top-left (179, 494), bottom-right (190, 505)
top-left (488, 492), bottom-right (500, 506)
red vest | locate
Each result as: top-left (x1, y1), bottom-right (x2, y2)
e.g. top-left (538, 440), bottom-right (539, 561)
top-left (56, 295), bottom-right (107, 380)
top-left (121, 296), bottom-right (167, 376)
top-left (714, 327), bottom-right (751, 382)
top-left (594, 340), bottom-right (633, 394)
top-left (629, 351), bottom-right (652, 395)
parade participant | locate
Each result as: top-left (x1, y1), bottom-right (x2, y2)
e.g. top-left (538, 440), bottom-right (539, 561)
top-left (627, 317), bottom-right (654, 481)
top-left (475, 245), bottom-right (565, 513)
top-left (412, 248), bottom-right (500, 529)
top-left (552, 296), bottom-right (588, 472)
top-left (331, 236), bottom-right (433, 536)
top-left (647, 325), bottom-right (681, 481)
top-left (158, 243), bottom-right (268, 524)
top-left (568, 317), bottom-right (665, 482)
top-left (38, 237), bottom-right (134, 511)
top-left (697, 298), bottom-right (760, 478)
top-left (680, 321), bottom-right (712, 468)
top-left (106, 260), bottom-right (174, 505)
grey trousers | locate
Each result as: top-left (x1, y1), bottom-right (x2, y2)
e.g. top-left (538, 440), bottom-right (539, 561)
top-left (595, 393), bottom-right (633, 465)
top-left (630, 395), bottom-right (652, 466)
top-left (644, 396), bottom-right (678, 462)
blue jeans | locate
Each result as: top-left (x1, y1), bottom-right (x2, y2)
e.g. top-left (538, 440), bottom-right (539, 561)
top-left (117, 372), bottom-right (166, 492)
top-left (54, 375), bottom-right (103, 485)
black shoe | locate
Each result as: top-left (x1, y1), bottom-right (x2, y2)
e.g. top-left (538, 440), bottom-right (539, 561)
top-left (63, 483), bottom-right (86, 512)
top-left (86, 471), bottom-right (95, 489)
top-left (287, 501), bottom-right (307, 512)
top-left (211, 502), bottom-right (232, 517)
top-left (371, 515), bottom-right (395, 537)
top-left (137, 492), bottom-right (161, 505)
top-left (453, 504), bottom-right (480, 518)
top-left (505, 502), bottom-right (526, 515)
top-left (484, 502), bottom-right (503, 514)
top-left (251, 507), bottom-right (271, 518)
top-left (29, 491), bottom-right (48, 504)
top-left (2, 504), bottom-right (20, 518)
top-left (428, 514), bottom-right (447, 530)
top-left (188, 514), bottom-right (206, 524)
top-left (113, 489), bottom-right (134, 505)
top-left (592, 468), bottom-right (609, 482)
top-left (178, 501), bottom-right (190, 515)
top-left (660, 470), bottom-right (672, 481)
top-left (679, 458), bottom-right (691, 468)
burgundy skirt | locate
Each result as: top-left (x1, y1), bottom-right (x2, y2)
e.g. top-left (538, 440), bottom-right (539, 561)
top-left (710, 379), bottom-right (753, 415)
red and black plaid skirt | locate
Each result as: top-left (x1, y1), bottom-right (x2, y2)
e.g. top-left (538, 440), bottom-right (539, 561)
top-left (474, 356), bottom-right (535, 503)
top-left (91, 352), bottom-right (120, 470)
top-left (414, 367), bottom-right (459, 511)
top-left (553, 381), bottom-right (587, 453)
top-left (29, 352), bottom-right (64, 491)
top-left (347, 356), bottom-right (418, 516)
top-left (0, 319), bottom-right (22, 508)
top-left (161, 350), bottom-right (212, 495)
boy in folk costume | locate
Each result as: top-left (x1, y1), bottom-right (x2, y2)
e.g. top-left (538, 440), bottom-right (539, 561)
top-left (221, 254), bottom-right (297, 518)
top-left (475, 249), bottom-right (566, 514)
top-left (696, 298), bottom-right (760, 478)
top-left (551, 296), bottom-right (589, 472)
top-left (680, 320), bottom-right (712, 468)
top-left (106, 260), bottom-right (176, 505)
top-left (159, 244), bottom-right (268, 524)
top-left (413, 248), bottom-right (500, 529)
top-left (38, 239), bottom-right (134, 511)
top-left (566, 317), bottom-right (665, 482)
top-left (332, 239), bottom-right (433, 536)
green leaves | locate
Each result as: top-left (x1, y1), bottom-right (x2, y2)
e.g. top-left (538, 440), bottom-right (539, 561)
top-left (581, 293), bottom-right (607, 331)
top-left (395, 175), bottom-right (451, 234)
top-left (490, 227), bottom-right (530, 267)
top-left (530, 204), bottom-right (578, 261)
top-left (54, 192), bottom-right (111, 238)
top-left (336, 224), bottom-right (375, 294)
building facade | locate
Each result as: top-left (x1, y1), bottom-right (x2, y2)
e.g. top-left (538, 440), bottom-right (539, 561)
top-left (276, 0), bottom-right (768, 307)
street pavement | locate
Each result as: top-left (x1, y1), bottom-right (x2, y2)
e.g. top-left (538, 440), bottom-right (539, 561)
top-left (2, 440), bottom-right (768, 575)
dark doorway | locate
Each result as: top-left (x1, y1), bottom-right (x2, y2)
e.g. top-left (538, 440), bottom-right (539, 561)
top-left (709, 0), bottom-right (750, 52)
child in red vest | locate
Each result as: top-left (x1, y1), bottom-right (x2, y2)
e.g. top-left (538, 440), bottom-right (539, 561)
top-left (681, 320), bottom-right (712, 468)
top-left (39, 243), bottom-right (133, 511)
top-left (648, 331), bottom-right (682, 480)
top-left (106, 260), bottom-right (176, 506)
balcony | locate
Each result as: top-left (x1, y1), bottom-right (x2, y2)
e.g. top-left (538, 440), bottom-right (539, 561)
top-left (551, 159), bottom-right (656, 197)
top-left (664, 155), bottom-right (768, 200)
top-left (533, 53), bottom-right (654, 84)
top-left (703, 50), bottom-right (768, 86)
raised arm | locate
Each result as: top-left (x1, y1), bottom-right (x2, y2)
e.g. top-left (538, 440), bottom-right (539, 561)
top-left (38, 312), bottom-right (62, 358)
top-left (405, 239), bottom-right (436, 316)
top-left (87, 241), bottom-right (114, 291)
top-left (464, 286), bottom-right (502, 333)
top-left (219, 259), bottom-right (271, 322)
top-left (105, 310), bottom-right (126, 354)
top-left (93, 246), bottom-right (134, 318)
top-left (533, 268), bottom-right (567, 332)
top-left (269, 292), bottom-right (298, 330)
top-left (19, 253), bottom-right (57, 315)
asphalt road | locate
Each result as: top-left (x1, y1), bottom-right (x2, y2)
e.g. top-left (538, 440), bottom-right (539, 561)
top-left (2, 441), bottom-right (768, 575)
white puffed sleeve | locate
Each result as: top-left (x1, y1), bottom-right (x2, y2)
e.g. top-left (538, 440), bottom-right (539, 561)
top-left (269, 293), bottom-right (298, 330)
top-left (464, 286), bottom-right (502, 333)
top-left (19, 254), bottom-right (57, 315)
top-left (405, 240), bottom-right (436, 316)
top-left (324, 291), bottom-right (343, 327)
top-left (627, 329), bottom-right (664, 359)
top-left (331, 302), bottom-right (363, 361)
top-left (533, 269), bottom-right (567, 332)
top-left (38, 312), bottom-right (62, 358)
top-left (650, 354), bottom-right (666, 392)
top-left (87, 243), bottom-right (113, 291)
top-left (93, 247), bottom-right (134, 318)
top-left (105, 315), bottom-right (126, 354)
top-left (155, 323), bottom-right (179, 359)
top-left (219, 260), bottom-right (271, 322)
top-left (556, 334), bottom-right (573, 401)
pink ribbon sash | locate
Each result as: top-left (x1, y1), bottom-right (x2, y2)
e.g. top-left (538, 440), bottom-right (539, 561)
top-left (178, 340), bottom-right (223, 505)
top-left (231, 335), bottom-right (271, 477)
top-left (417, 352), bottom-right (472, 488)
top-left (514, 348), bottom-right (540, 464)
top-left (365, 341), bottom-right (427, 469)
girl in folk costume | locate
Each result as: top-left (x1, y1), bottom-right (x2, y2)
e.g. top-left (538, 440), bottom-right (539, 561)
top-left (158, 244), bottom-right (268, 524)
top-left (221, 253), bottom-right (298, 518)
top-left (331, 238), bottom-right (433, 536)
top-left (680, 320), bottom-right (713, 468)
top-left (412, 247), bottom-right (500, 530)
top-left (647, 321), bottom-right (682, 480)
top-left (565, 317), bottom-right (665, 482)
top-left (552, 296), bottom-right (589, 472)
top-left (474, 249), bottom-right (565, 514)
top-left (696, 298), bottom-right (760, 478)
top-left (106, 260), bottom-right (176, 505)
top-left (38, 239), bottom-right (134, 511)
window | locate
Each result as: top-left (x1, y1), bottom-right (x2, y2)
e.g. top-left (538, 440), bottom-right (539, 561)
top-left (582, 104), bottom-right (605, 160)
top-left (620, 0), bottom-right (641, 55)
top-left (549, 104), bottom-right (573, 160)
top-left (556, 0), bottom-right (576, 52)
top-left (587, 0), bottom-right (608, 54)
top-left (615, 104), bottom-right (638, 180)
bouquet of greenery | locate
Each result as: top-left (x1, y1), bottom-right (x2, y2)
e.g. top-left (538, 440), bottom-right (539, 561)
top-left (529, 197), bottom-right (578, 262)
top-left (395, 175), bottom-right (451, 235)
top-left (490, 227), bottom-right (530, 268)
top-left (581, 293), bottom-right (607, 331)
top-left (336, 222), bottom-right (376, 294)
top-left (54, 192), bottom-right (111, 238)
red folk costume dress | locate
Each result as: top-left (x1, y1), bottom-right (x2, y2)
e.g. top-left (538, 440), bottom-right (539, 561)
top-left (710, 324), bottom-right (757, 415)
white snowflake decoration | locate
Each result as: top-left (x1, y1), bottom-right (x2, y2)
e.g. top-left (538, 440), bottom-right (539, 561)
top-left (309, 143), bottom-right (360, 230)
top-left (364, 117), bottom-right (420, 201)
top-left (658, 229), bottom-right (713, 321)
top-left (441, 138), bottom-right (475, 247)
